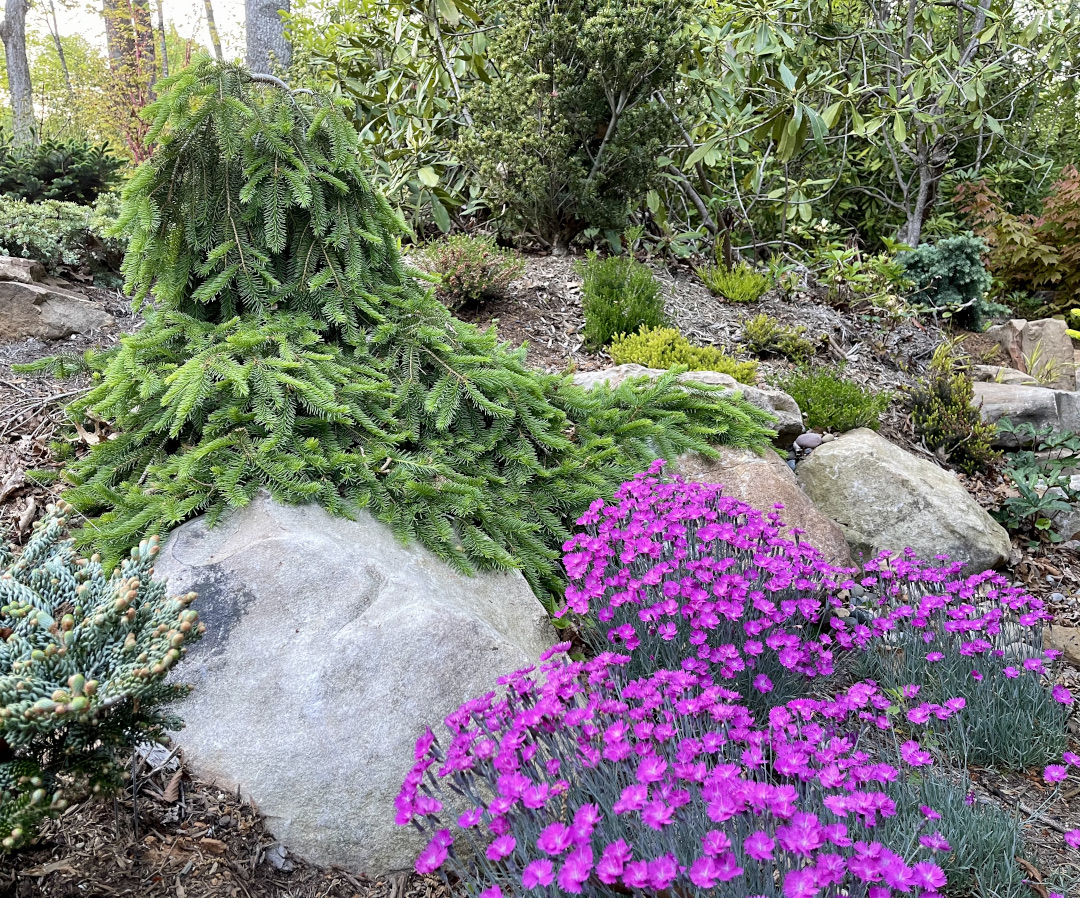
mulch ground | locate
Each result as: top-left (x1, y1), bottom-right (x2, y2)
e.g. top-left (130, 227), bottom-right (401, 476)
top-left (1, 257), bottom-right (1078, 895)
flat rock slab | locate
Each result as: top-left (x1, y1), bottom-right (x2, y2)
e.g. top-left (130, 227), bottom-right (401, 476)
top-left (674, 447), bottom-right (852, 567)
top-left (0, 255), bottom-right (48, 284)
top-left (972, 381), bottom-right (1080, 447)
top-left (0, 280), bottom-right (114, 342)
top-left (158, 494), bottom-right (556, 874)
top-left (796, 428), bottom-right (1011, 575)
top-left (572, 363), bottom-right (804, 446)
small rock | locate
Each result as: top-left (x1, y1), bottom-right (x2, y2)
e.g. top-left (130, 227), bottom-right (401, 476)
top-left (217, 815), bottom-right (233, 828)
top-left (0, 280), bottom-right (114, 342)
top-left (795, 433), bottom-right (823, 450)
top-left (0, 256), bottom-right (47, 284)
top-left (820, 433), bottom-right (836, 443)
top-left (971, 364), bottom-right (1039, 387)
top-left (787, 459), bottom-right (796, 471)
top-left (1051, 592), bottom-right (1066, 604)
top-left (264, 843), bottom-right (295, 872)
top-left (1045, 626), bottom-right (1080, 668)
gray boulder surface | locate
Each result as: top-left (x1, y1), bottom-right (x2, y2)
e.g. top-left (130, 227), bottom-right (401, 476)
top-left (986, 318), bottom-right (1076, 390)
top-left (796, 428), bottom-right (1012, 574)
top-left (0, 280), bottom-right (114, 341)
top-left (572, 364), bottom-right (804, 446)
top-left (972, 382), bottom-right (1080, 447)
top-left (157, 494), bottom-right (556, 874)
top-left (674, 447), bottom-right (852, 567)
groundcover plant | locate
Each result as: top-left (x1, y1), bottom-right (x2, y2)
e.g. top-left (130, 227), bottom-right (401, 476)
top-left (398, 465), bottom-right (1077, 898)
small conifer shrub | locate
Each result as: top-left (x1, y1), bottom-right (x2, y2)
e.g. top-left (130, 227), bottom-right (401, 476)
top-left (741, 314), bottom-right (815, 362)
top-left (421, 234), bottom-right (524, 310)
top-left (40, 61), bottom-right (774, 605)
top-left (777, 370), bottom-right (891, 432)
top-left (609, 326), bottom-right (757, 384)
top-left (908, 339), bottom-right (999, 474)
top-left (0, 505), bottom-right (203, 851)
top-left (900, 235), bottom-right (995, 330)
top-left (579, 251), bottom-right (666, 348)
top-left (696, 261), bottom-right (770, 303)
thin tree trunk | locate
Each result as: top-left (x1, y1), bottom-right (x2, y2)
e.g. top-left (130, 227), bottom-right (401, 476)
top-left (245, 0), bottom-right (291, 73)
top-left (103, 0), bottom-right (134, 69)
top-left (157, 0), bottom-right (169, 78)
top-left (45, 0), bottom-right (73, 94)
top-left (0, 0), bottom-right (35, 145)
top-left (132, 0), bottom-right (156, 91)
top-left (204, 0), bottom-right (223, 60)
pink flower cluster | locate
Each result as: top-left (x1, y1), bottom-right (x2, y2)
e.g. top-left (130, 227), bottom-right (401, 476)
top-left (398, 466), bottom-right (1078, 894)
top-left (398, 648), bottom-right (964, 897)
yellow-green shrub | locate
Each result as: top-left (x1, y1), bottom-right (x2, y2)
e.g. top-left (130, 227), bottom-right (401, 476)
top-left (609, 326), bottom-right (758, 384)
top-left (696, 262), bottom-right (771, 303)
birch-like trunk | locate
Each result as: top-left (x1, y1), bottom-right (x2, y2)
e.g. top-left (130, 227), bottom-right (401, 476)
top-left (0, 0), bottom-right (35, 146)
top-left (245, 0), bottom-right (291, 73)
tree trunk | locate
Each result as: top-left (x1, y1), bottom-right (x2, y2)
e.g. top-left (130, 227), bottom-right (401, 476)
top-left (46, 0), bottom-right (74, 94)
top-left (0, 0), bottom-right (35, 146)
top-left (157, 0), bottom-right (169, 78)
top-left (103, 0), bottom-right (135, 69)
top-left (204, 0), bottom-right (223, 60)
top-left (132, 0), bottom-right (156, 91)
top-left (245, 0), bottom-right (291, 73)
top-left (896, 138), bottom-right (949, 248)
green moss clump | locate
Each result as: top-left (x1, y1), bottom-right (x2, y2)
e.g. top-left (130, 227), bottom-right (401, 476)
top-left (610, 326), bottom-right (757, 384)
top-left (696, 262), bottom-right (771, 303)
top-left (742, 314), bottom-right (816, 362)
top-left (776, 370), bottom-right (891, 432)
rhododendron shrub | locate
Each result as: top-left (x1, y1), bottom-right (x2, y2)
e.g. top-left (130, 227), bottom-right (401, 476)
top-left (398, 649), bottom-right (1034, 898)
top-left (561, 465), bottom-right (1070, 767)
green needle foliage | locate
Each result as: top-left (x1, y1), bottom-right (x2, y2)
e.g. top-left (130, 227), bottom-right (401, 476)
top-left (0, 505), bottom-right (203, 851)
top-left (46, 60), bottom-right (775, 606)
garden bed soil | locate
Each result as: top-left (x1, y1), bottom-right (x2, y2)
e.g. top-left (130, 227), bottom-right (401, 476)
top-left (1, 261), bottom-right (1079, 894)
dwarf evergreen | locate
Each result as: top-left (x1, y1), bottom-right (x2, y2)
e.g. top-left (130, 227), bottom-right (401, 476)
top-left (0, 505), bottom-right (203, 850)
top-left (46, 60), bottom-right (774, 604)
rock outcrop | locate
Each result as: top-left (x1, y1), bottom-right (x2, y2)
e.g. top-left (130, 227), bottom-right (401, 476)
top-left (796, 429), bottom-right (1012, 574)
top-left (157, 494), bottom-right (556, 874)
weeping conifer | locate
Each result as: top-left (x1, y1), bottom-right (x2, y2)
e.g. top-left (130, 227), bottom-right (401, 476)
top-left (48, 60), bottom-right (775, 604)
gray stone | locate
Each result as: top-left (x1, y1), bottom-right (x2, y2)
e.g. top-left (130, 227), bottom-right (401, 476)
top-left (986, 318), bottom-right (1076, 390)
top-left (0, 255), bottom-right (47, 284)
top-left (972, 382), bottom-right (1080, 447)
top-left (820, 433), bottom-right (836, 443)
top-left (1045, 626), bottom-right (1080, 668)
top-left (795, 428), bottom-right (1012, 574)
top-left (157, 494), bottom-right (556, 874)
top-left (0, 280), bottom-right (114, 342)
top-left (971, 364), bottom-right (1039, 387)
top-left (572, 364), bottom-right (804, 446)
top-left (795, 432), bottom-right (823, 450)
top-left (674, 447), bottom-right (852, 567)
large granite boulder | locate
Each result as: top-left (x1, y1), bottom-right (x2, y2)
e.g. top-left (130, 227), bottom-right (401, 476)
top-left (986, 318), bottom-right (1076, 390)
top-left (972, 382), bottom-right (1080, 447)
top-left (796, 429), bottom-right (1012, 574)
top-left (674, 447), bottom-right (852, 567)
top-left (0, 280), bottom-right (114, 341)
top-left (573, 364), bottom-right (804, 446)
top-left (157, 494), bottom-right (556, 874)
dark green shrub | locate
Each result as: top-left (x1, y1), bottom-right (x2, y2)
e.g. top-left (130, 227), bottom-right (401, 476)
top-left (777, 369), bottom-right (891, 431)
top-left (42, 62), bottom-right (775, 607)
top-left (0, 504), bottom-right (203, 851)
top-left (457, 0), bottom-right (684, 248)
top-left (609, 325), bottom-right (757, 384)
top-left (0, 195), bottom-right (124, 276)
top-left (0, 137), bottom-right (122, 205)
top-left (741, 313), bottom-right (815, 361)
top-left (579, 251), bottom-right (666, 347)
top-left (900, 234), bottom-right (996, 329)
top-left (695, 261), bottom-right (770, 302)
top-left (908, 338), bottom-right (999, 473)
top-left (421, 234), bottom-right (524, 310)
